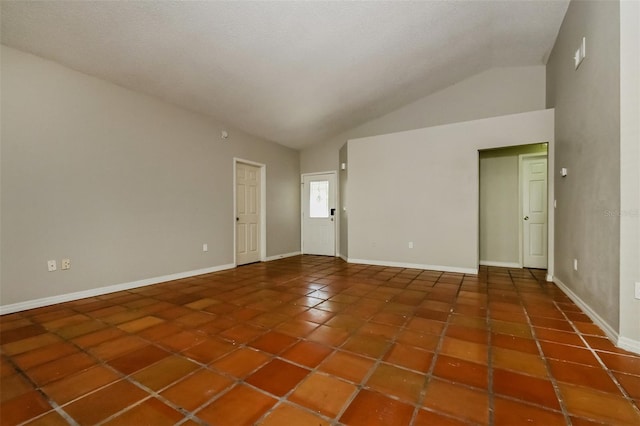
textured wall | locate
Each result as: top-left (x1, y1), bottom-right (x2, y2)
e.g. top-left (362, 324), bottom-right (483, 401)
top-left (546, 0), bottom-right (621, 330)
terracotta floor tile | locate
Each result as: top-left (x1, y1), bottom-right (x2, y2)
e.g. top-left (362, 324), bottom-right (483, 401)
top-left (0, 324), bottom-right (47, 346)
top-left (42, 365), bottom-right (120, 405)
top-left (71, 327), bottom-right (126, 349)
top-left (14, 341), bottom-right (79, 371)
top-left (1, 373), bottom-right (34, 402)
top-left (196, 384), bottom-right (277, 426)
top-left (446, 324), bottom-right (488, 344)
top-left (492, 346), bottom-right (548, 377)
top-left (339, 389), bottom-right (414, 426)
top-left (548, 359), bottom-right (621, 394)
top-left (1, 333), bottom-right (61, 356)
top-left (558, 382), bottom-right (640, 425)
top-left (307, 324), bottom-right (350, 347)
top-left (597, 351), bottom-right (640, 376)
top-left (88, 335), bottom-right (148, 360)
top-left (414, 409), bottom-right (470, 426)
top-left (433, 354), bottom-right (488, 389)
top-left (117, 315), bottom-right (164, 333)
top-left (289, 372), bottom-right (357, 417)
top-left (530, 316), bottom-right (574, 332)
top-left (494, 397), bottom-right (566, 425)
top-left (102, 397), bottom-right (183, 426)
top-left (211, 347), bottom-right (271, 378)
top-left (439, 336), bottom-right (488, 365)
top-left (22, 410), bottom-right (69, 426)
top-left (282, 340), bottom-right (333, 367)
top-left (219, 323), bottom-right (265, 343)
top-left (491, 332), bottom-right (539, 354)
top-left (614, 371), bottom-right (640, 399)
top-left (64, 380), bottom-right (148, 425)
top-left (246, 358), bottom-right (309, 397)
top-left (384, 342), bottom-right (434, 373)
top-left (342, 333), bottom-right (391, 359)
top-left (493, 368), bottom-right (561, 409)
top-left (406, 317), bottom-right (445, 335)
top-left (422, 379), bottom-right (489, 424)
top-left (318, 350), bottom-right (375, 384)
top-left (359, 322), bottom-right (399, 339)
top-left (108, 344), bottom-right (170, 375)
top-left (249, 330), bottom-right (298, 354)
top-left (274, 318), bottom-right (319, 338)
top-left (131, 355), bottom-right (199, 391)
top-left (296, 308), bottom-right (335, 324)
top-left (259, 403), bottom-right (330, 426)
top-left (490, 319), bottom-right (533, 338)
top-left (540, 340), bottom-right (599, 366)
top-left (370, 311), bottom-right (408, 327)
top-left (396, 329), bottom-right (440, 351)
top-left (366, 363), bottom-right (425, 403)
top-left (157, 329), bottom-right (207, 352)
top-left (26, 352), bottom-right (97, 386)
top-left (181, 338), bottom-right (234, 364)
top-left (574, 321), bottom-right (608, 337)
top-left (161, 368), bottom-right (234, 410)
top-left (0, 390), bottom-right (52, 426)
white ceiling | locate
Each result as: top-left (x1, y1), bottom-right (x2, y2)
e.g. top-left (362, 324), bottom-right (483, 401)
top-left (0, 1), bottom-right (569, 150)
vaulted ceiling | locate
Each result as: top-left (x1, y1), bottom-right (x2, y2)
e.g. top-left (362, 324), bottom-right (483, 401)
top-left (1, 1), bottom-right (569, 149)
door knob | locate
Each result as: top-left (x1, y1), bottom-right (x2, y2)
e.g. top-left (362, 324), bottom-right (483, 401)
top-left (524, 216), bottom-right (529, 221)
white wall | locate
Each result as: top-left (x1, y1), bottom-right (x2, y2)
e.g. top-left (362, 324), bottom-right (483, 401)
top-left (619, 0), bottom-right (640, 352)
top-left (346, 110), bottom-right (554, 274)
top-left (301, 66), bottom-right (546, 174)
top-left (1, 46), bottom-right (300, 310)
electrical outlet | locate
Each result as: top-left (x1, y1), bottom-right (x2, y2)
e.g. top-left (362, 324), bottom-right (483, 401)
top-left (408, 242), bottom-right (414, 249)
top-left (61, 258), bottom-right (71, 270)
top-left (203, 243), bottom-right (208, 252)
top-left (573, 259), bottom-right (578, 271)
top-left (635, 282), bottom-right (640, 300)
top-left (47, 260), bottom-right (57, 272)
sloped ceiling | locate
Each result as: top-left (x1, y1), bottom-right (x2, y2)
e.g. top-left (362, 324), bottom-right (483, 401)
top-left (0, 1), bottom-right (569, 149)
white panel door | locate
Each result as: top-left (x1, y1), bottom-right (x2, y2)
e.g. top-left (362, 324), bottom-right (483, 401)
top-left (522, 156), bottom-right (548, 269)
top-left (236, 163), bottom-right (261, 265)
top-left (302, 173), bottom-right (336, 256)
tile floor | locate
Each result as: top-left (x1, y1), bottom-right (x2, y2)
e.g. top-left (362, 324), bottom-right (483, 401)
top-left (1, 255), bottom-right (640, 425)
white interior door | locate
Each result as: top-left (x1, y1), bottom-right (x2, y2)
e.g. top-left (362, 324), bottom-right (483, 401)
top-left (236, 163), bottom-right (261, 265)
top-left (522, 155), bottom-right (548, 268)
top-left (302, 173), bottom-right (336, 256)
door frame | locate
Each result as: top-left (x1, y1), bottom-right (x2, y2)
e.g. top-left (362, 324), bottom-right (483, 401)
top-left (301, 171), bottom-right (338, 256)
top-left (233, 158), bottom-right (266, 266)
top-left (518, 153), bottom-right (548, 268)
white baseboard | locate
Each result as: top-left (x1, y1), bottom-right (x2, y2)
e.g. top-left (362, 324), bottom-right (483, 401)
top-left (618, 336), bottom-right (640, 355)
top-left (0, 263), bottom-right (235, 315)
top-left (263, 251), bottom-right (301, 262)
top-left (479, 260), bottom-right (522, 268)
top-left (546, 273), bottom-right (553, 282)
top-left (338, 254), bottom-right (348, 262)
top-left (347, 258), bottom-right (477, 275)
top-left (552, 276), bottom-right (619, 343)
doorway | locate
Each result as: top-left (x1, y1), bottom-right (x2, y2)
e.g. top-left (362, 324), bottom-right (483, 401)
top-left (479, 143), bottom-right (548, 269)
top-left (235, 159), bottom-right (266, 265)
top-left (301, 172), bottom-right (337, 256)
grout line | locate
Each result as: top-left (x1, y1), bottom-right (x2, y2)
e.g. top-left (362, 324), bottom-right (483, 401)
top-left (512, 268), bottom-right (574, 426)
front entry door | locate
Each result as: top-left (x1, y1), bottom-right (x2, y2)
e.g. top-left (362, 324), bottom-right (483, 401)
top-left (302, 173), bottom-right (336, 256)
top-left (522, 155), bottom-right (548, 268)
top-left (236, 163), bottom-right (261, 265)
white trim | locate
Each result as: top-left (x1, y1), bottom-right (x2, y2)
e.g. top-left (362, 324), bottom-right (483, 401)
top-left (263, 251), bottom-right (301, 262)
top-left (553, 276), bottom-right (619, 343)
top-left (618, 337), bottom-right (640, 355)
top-left (545, 273), bottom-right (553, 282)
top-left (348, 258), bottom-right (477, 275)
top-left (479, 260), bottom-right (522, 268)
top-left (0, 263), bottom-right (235, 315)
top-left (339, 254), bottom-right (348, 262)
top-left (234, 158), bottom-right (267, 265)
